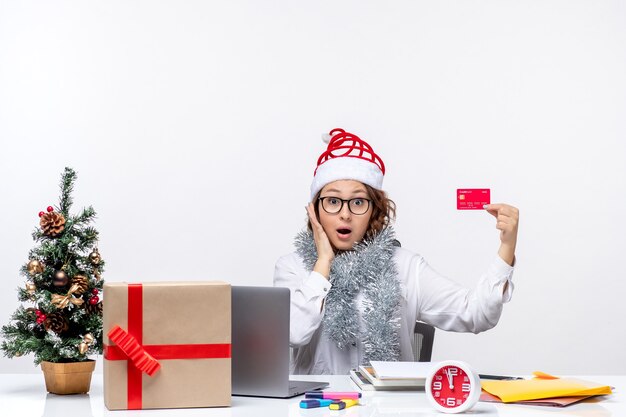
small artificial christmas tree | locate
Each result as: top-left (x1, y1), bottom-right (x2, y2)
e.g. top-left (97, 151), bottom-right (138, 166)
top-left (1, 167), bottom-right (104, 367)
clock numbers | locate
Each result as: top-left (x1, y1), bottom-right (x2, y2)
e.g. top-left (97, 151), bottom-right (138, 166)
top-left (431, 366), bottom-right (474, 407)
top-left (426, 361), bottom-right (481, 413)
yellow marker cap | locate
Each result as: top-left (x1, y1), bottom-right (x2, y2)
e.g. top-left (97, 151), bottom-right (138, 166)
top-left (329, 399), bottom-right (359, 410)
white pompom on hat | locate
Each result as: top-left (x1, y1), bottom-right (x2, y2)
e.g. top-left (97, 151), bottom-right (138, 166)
top-left (310, 128), bottom-right (385, 201)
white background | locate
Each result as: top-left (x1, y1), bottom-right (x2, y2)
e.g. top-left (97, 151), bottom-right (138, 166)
top-left (1, 1), bottom-right (625, 375)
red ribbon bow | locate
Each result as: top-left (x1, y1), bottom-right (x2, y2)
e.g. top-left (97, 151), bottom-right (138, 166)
top-left (107, 325), bottom-right (161, 376)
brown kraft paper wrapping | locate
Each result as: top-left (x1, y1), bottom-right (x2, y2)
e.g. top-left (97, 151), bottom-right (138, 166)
top-left (103, 281), bottom-right (231, 410)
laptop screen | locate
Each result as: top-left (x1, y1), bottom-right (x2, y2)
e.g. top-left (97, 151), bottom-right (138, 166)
top-left (231, 286), bottom-right (291, 396)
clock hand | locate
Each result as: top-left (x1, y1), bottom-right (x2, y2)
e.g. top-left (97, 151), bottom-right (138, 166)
top-left (446, 369), bottom-right (454, 389)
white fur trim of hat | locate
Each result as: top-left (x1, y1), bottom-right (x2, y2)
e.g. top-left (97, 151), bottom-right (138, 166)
top-left (310, 128), bottom-right (385, 201)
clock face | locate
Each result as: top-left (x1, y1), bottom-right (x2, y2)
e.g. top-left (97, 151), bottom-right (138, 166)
top-left (430, 365), bottom-right (473, 408)
top-left (426, 361), bottom-right (481, 413)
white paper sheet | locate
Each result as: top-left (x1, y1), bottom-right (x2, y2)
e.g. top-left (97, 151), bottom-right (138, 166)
top-left (369, 361), bottom-right (433, 380)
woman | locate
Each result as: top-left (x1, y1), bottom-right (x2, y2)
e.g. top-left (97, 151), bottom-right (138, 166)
top-left (274, 128), bottom-right (519, 375)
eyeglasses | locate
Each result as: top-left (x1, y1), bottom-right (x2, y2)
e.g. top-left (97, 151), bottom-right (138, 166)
top-left (318, 196), bottom-right (372, 215)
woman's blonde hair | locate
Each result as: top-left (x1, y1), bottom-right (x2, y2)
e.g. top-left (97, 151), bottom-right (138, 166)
top-left (308, 184), bottom-right (396, 238)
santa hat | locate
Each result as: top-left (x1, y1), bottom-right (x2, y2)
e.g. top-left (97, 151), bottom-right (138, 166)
top-left (310, 128), bottom-right (385, 201)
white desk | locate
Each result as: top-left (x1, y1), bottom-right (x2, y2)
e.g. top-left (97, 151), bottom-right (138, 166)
top-left (0, 374), bottom-right (622, 417)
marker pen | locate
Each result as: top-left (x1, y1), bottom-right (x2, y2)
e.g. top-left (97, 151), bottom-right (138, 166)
top-left (305, 391), bottom-right (362, 400)
top-left (329, 399), bottom-right (359, 410)
top-left (299, 399), bottom-right (334, 409)
top-left (479, 374), bottom-right (524, 381)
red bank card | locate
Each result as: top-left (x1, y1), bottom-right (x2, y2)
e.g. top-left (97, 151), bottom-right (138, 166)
top-left (457, 189), bottom-right (490, 210)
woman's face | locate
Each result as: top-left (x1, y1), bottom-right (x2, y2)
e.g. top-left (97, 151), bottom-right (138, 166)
top-left (317, 180), bottom-right (373, 251)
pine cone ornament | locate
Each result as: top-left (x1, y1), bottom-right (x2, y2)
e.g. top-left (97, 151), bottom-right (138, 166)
top-left (71, 274), bottom-right (89, 295)
top-left (40, 212), bottom-right (66, 237)
top-left (85, 300), bottom-right (102, 315)
top-left (44, 313), bottom-right (69, 334)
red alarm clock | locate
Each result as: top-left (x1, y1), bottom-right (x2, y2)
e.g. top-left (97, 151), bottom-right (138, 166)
top-left (425, 360), bottom-right (482, 413)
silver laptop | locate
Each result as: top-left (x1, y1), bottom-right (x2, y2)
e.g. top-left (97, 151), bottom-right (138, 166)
top-left (231, 286), bottom-right (329, 397)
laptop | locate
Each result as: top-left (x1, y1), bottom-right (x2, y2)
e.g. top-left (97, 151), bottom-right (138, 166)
top-left (231, 286), bottom-right (329, 397)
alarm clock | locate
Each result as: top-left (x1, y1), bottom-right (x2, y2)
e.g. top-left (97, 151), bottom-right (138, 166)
top-left (425, 360), bottom-right (482, 414)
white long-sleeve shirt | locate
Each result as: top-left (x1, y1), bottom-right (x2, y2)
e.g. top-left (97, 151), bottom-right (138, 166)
top-left (273, 246), bottom-right (514, 375)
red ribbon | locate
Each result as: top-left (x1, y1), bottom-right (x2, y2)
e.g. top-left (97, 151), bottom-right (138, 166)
top-left (107, 325), bottom-right (161, 376)
top-left (103, 283), bottom-right (231, 410)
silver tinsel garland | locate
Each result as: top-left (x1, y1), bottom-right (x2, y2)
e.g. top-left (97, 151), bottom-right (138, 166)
top-left (295, 226), bottom-right (401, 364)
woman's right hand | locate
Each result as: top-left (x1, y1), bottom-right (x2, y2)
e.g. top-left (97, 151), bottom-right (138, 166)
top-left (307, 202), bottom-right (334, 278)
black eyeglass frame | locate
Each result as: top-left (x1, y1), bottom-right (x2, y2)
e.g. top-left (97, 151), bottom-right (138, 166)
top-left (318, 196), bottom-right (372, 215)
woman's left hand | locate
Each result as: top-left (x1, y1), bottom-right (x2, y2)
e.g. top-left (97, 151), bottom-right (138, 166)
top-left (484, 203), bottom-right (519, 265)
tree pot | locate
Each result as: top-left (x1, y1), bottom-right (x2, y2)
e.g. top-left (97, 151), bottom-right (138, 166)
top-left (40, 360), bottom-right (96, 395)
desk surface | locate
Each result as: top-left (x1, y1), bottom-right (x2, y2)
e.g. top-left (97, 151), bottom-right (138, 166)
top-left (0, 374), bottom-right (622, 417)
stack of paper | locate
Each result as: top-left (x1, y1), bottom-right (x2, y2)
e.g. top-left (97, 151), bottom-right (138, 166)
top-left (370, 361), bottom-right (432, 380)
top-left (349, 361), bottom-right (429, 391)
top-left (480, 371), bottom-right (612, 407)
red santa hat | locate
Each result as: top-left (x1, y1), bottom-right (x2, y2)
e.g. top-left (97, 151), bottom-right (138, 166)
top-left (310, 128), bottom-right (385, 201)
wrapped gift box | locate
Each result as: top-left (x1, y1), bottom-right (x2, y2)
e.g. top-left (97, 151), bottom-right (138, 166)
top-left (103, 282), bottom-right (231, 410)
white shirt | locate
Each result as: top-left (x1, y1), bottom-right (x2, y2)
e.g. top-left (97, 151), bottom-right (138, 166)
top-left (273, 247), bottom-right (514, 375)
